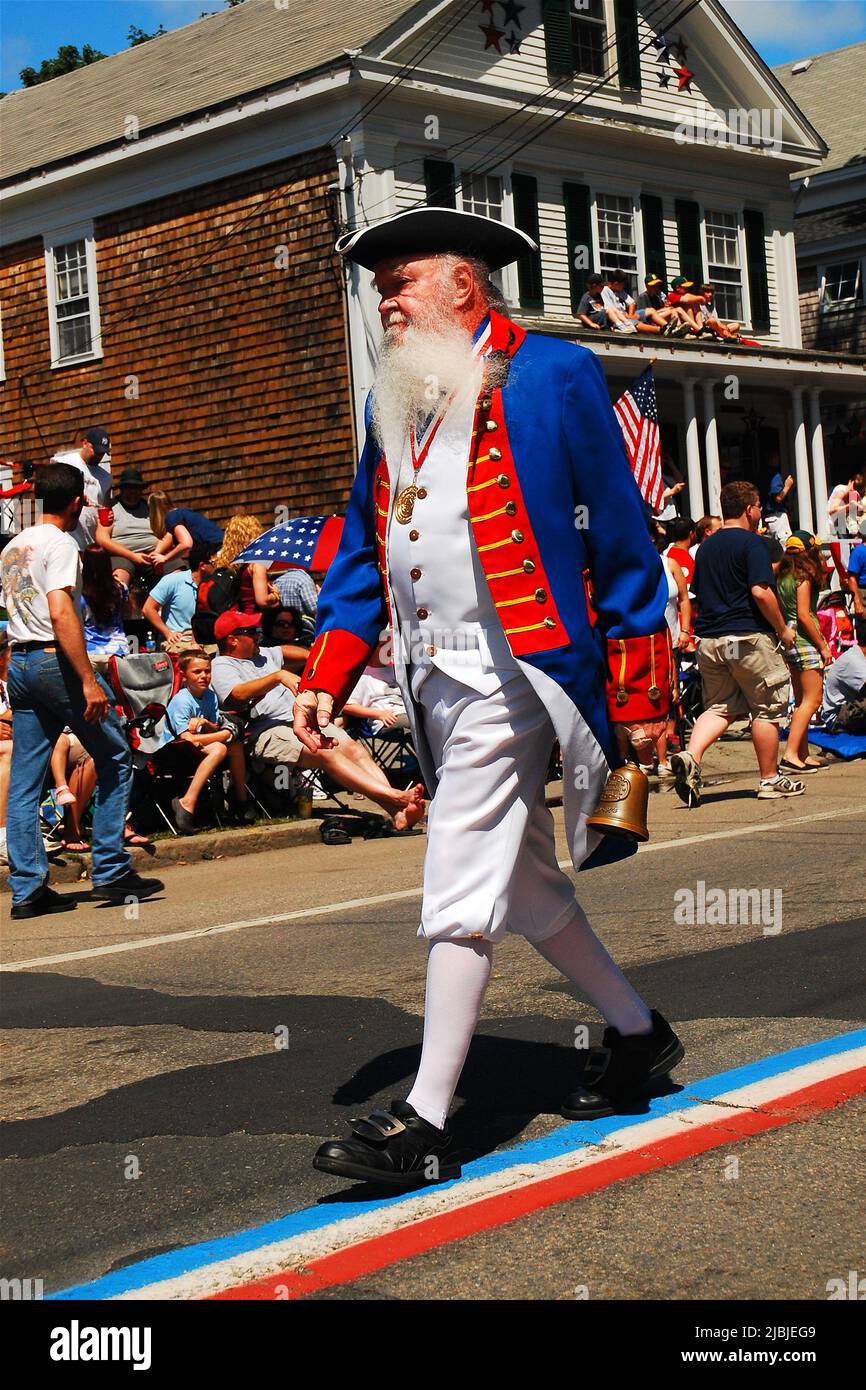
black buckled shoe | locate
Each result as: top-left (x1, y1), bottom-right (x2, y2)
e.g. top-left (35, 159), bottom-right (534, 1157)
top-left (313, 1099), bottom-right (461, 1189)
top-left (561, 1010), bottom-right (685, 1121)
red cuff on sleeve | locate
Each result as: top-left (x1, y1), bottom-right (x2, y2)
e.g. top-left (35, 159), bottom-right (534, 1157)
top-left (606, 630), bottom-right (673, 722)
top-left (298, 629), bottom-right (375, 709)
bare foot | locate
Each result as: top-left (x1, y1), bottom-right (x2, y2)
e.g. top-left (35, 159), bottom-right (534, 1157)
top-left (393, 785), bottom-right (426, 833)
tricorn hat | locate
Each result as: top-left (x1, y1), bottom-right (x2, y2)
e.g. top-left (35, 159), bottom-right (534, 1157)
top-left (335, 207), bottom-right (538, 271)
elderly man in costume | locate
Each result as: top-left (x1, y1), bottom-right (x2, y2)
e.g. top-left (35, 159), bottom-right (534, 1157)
top-left (294, 208), bottom-right (684, 1189)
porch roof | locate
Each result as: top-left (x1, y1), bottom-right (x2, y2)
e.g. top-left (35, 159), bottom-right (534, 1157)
top-left (515, 318), bottom-right (866, 394)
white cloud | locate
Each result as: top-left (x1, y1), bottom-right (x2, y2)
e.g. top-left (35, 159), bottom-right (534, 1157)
top-left (721, 0), bottom-right (866, 52)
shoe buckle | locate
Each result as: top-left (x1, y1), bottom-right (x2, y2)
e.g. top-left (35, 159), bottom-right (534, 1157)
top-left (351, 1109), bottom-right (407, 1141)
top-left (582, 1046), bottom-right (612, 1086)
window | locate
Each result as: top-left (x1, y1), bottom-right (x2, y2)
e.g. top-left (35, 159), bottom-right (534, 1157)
top-left (705, 210), bottom-right (743, 321)
top-left (571, 0), bottom-right (607, 78)
top-left (460, 173), bottom-right (503, 222)
top-left (596, 192), bottom-right (637, 281)
top-left (44, 231), bottom-right (102, 366)
top-left (820, 260), bottom-right (862, 312)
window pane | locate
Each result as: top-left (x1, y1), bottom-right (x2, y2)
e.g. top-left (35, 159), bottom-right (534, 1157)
top-left (707, 270), bottom-right (743, 321)
top-left (596, 193), bottom-right (638, 279)
top-left (54, 240), bottom-right (88, 302)
top-left (822, 260), bottom-right (861, 305)
top-left (461, 173), bottom-right (503, 221)
top-left (58, 312), bottom-right (92, 359)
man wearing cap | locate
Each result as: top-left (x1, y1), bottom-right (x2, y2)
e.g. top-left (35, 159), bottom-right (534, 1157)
top-left (49, 427), bottom-right (112, 551)
top-left (295, 206), bottom-right (684, 1189)
top-left (665, 276), bottom-right (704, 334)
top-left (211, 609), bottom-right (425, 830)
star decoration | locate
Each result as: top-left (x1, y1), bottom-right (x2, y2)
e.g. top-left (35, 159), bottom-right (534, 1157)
top-left (500, 0), bottom-right (525, 26)
top-left (673, 34), bottom-right (689, 62)
top-left (652, 33), bottom-right (673, 62)
top-left (479, 0), bottom-right (497, 14)
top-left (507, 29), bottom-right (522, 54)
top-left (674, 63), bottom-right (695, 92)
top-left (479, 19), bottom-right (505, 52)
top-left (658, 70), bottom-right (671, 87)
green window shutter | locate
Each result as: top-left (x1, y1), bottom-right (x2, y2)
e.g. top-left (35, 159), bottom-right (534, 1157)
top-left (640, 193), bottom-right (666, 283)
top-left (563, 181), bottom-right (592, 314)
top-left (511, 173), bottom-right (544, 311)
top-left (543, 0), bottom-right (574, 77)
top-left (423, 159), bottom-right (456, 209)
top-left (675, 198), bottom-right (704, 285)
top-left (614, 0), bottom-right (641, 92)
top-left (743, 208), bottom-right (771, 332)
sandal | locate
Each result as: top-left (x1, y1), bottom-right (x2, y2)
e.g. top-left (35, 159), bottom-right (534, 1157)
top-left (320, 821), bottom-right (352, 846)
top-left (124, 828), bottom-right (153, 845)
top-left (61, 839), bottom-right (89, 853)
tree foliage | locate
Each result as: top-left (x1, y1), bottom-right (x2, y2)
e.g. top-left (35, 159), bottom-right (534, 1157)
top-left (19, 43), bottom-right (106, 88)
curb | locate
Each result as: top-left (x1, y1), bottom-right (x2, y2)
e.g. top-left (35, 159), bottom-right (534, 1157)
top-left (0, 817), bottom-right (323, 892)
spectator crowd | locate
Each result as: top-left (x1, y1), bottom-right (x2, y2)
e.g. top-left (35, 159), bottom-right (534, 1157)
top-left (0, 420), bottom-right (863, 917)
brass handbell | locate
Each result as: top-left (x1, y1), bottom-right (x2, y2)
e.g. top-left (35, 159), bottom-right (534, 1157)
top-left (586, 763), bottom-right (649, 843)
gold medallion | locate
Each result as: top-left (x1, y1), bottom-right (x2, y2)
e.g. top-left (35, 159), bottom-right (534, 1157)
top-left (615, 689), bottom-right (629, 706)
top-left (395, 483), bottom-right (417, 524)
top-left (647, 684), bottom-right (661, 700)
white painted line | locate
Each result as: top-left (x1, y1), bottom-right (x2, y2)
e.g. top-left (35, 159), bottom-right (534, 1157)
top-left (2, 804), bottom-right (857, 972)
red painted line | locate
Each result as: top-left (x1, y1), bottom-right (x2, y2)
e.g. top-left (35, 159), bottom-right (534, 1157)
top-left (210, 1067), bottom-right (866, 1301)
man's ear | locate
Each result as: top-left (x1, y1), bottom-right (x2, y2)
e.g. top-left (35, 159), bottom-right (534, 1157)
top-left (451, 261), bottom-right (475, 309)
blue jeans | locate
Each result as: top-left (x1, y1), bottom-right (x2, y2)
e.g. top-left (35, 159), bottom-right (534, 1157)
top-left (6, 649), bottom-right (132, 903)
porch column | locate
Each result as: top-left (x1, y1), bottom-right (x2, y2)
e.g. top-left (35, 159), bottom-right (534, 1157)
top-left (808, 387), bottom-right (829, 538)
top-left (702, 380), bottom-right (721, 515)
top-left (682, 377), bottom-right (704, 516)
top-left (790, 385), bottom-right (813, 532)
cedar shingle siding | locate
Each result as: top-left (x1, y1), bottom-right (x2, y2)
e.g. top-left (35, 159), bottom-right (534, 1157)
top-left (0, 147), bottom-right (357, 521)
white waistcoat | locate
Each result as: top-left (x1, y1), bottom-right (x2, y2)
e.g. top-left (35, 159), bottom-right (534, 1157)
top-left (387, 369), bottom-right (519, 700)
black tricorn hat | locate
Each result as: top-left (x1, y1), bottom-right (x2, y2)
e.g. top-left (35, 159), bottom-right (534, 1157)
top-left (335, 207), bottom-right (538, 272)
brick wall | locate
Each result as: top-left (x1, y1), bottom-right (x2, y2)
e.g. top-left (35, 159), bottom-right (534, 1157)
top-left (0, 146), bottom-right (358, 525)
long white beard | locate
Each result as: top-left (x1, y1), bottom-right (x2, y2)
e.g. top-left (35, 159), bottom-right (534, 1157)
top-left (370, 318), bottom-right (481, 461)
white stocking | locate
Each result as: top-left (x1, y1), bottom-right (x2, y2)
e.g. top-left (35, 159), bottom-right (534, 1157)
top-left (405, 937), bottom-right (493, 1129)
top-left (533, 907), bottom-right (652, 1036)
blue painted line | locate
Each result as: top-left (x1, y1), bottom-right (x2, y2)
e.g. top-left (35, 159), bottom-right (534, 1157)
top-left (48, 1027), bottom-right (866, 1301)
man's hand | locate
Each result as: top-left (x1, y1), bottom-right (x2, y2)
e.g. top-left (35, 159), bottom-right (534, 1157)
top-left (279, 670), bottom-right (301, 694)
top-left (82, 676), bottom-right (109, 723)
top-left (292, 688), bottom-right (336, 753)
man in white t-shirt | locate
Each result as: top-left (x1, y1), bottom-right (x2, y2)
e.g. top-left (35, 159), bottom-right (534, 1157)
top-left (50, 426), bottom-right (112, 551)
top-left (0, 461), bottom-right (162, 916)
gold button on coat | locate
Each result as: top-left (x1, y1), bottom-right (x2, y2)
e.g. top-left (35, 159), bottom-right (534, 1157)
top-left (489, 447), bottom-right (502, 461)
top-left (511, 529), bottom-right (524, 543)
top-left (535, 588), bottom-right (547, 603)
top-left (523, 559), bottom-right (536, 573)
top-left (497, 474), bottom-right (510, 488)
top-left (485, 419), bottom-right (498, 432)
top-left (505, 501), bottom-right (517, 516)
top-left (543, 617), bottom-right (556, 629)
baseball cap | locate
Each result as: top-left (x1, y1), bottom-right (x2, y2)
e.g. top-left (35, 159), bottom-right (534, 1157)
top-left (671, 276), bottom-right (694, 290)
top-left (83, 427), bottom-right (110, 462)
top-left (645, 274), bottom-right (663, 287)
top-left (118, 466), bottom-right (146, 487)
top-left (213, 610), bottom-right (261, 641)
top-left (785, 529), bottom-right (819, 552)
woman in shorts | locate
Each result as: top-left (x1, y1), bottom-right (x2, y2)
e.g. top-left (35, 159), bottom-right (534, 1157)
top-left (777, 533), bottom-right (832, 774)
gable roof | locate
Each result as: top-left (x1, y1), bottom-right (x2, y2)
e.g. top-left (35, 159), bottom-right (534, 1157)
top-left (773, 41), bottom-right (866, 176)
top-left (0, 0), bottom-right (416, 184)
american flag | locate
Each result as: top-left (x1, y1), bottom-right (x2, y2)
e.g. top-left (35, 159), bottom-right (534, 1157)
top-left (236, 515), bottom-right (344, 572)
top-left (614, 367), bottom-right (663, 513)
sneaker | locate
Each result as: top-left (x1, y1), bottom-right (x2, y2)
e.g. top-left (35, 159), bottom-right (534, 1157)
top-left (10, 885), bottom-right (76, 919)
top-left (657, 761), bottom-right (675, 781)
top-left (89, 869), bottom-right (164, 902)
top-left (561, 1010), bottom-right (685, 1120)
top-left (670, 751), bottom-right (702, 807)
top-left (54, 784), bottom-right (76, 806)
top-left (0, 838), bottom-right (7, 866)
top-left (615, 320), bottom-right (638, 334)
top-left (757, 774), bottom-right (805, 799)
top-left (313, 1099), bottom-right (460, 1190)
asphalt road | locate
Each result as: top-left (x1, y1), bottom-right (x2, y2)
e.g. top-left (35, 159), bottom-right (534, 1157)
top-left (1, 740), bottom-right (864, 1301)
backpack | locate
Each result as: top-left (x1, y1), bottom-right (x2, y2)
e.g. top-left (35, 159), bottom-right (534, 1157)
top-left (192, 566), bottom-right (241, 644)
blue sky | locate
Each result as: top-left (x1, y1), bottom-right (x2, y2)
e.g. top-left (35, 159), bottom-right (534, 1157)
top-left (1, 0), bottom-right (865, 92)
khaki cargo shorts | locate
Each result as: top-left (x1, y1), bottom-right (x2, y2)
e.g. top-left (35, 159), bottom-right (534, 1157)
top-left (247, 720), bottom-right (350, 768)
top-left (696, 632), bottom-right (790, 723)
